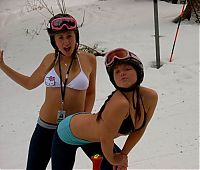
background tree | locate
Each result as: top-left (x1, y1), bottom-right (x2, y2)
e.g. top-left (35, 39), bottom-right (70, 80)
top-left (173, 0), bottom-right (200, 23)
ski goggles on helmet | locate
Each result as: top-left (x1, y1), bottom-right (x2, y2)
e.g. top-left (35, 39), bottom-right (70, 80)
top-left (105, 48), bottom-right (141, 67)
top-left (50, 17), bottom-right (77, 31)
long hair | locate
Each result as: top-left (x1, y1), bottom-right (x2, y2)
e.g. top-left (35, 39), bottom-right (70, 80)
top-left (96, 90), bottom-right (116, 121)
top-left (45, 49), bottom-right (59, 75)
top-left (96, 86), bottom-right (142, 122)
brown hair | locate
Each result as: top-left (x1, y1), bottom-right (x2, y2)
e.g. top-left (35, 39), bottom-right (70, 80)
top-left (96, 87), bottom-right (142, 122)
top-left (45, 50), bottom-right (59, 75)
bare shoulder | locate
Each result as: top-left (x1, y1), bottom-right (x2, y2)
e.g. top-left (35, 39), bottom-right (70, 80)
top-left (103, 91), bottom-right (130, 121)
top-left (78, 50), bottom-right (96, 64)
top-left (42, 53), bottom-right (55, 66)
top-left (109, 91), bottom-right (130, 111)
top-left (139, 86), bottom-right (158, 101)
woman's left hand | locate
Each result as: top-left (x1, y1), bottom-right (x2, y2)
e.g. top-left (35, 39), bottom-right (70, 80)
top-left (113, 164), bottom-right (128, 170)
top-left (116, 165), bottom-right (127, 170)
top-left (113, 152), bottom-right (128, 168)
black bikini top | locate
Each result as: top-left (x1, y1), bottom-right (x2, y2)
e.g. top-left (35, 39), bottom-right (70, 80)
top-left (118, 96), bottom-right (147, 135)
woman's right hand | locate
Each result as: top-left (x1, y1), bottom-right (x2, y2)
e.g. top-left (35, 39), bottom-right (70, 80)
top-left (113, 153), bottom-right (128, 168)
top-left (0, 49), bottom-right (5, 68)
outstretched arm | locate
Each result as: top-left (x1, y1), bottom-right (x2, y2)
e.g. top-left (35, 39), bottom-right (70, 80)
top-left (121, 89), bottom-right (158, 155)
top-left (98, 92), bottom-right (129, 166)
top-left (0, 49), bottom-right (52, 90)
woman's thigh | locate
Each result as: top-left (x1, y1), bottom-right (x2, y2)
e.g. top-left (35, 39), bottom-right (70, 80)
top-left (51, 131), bottom-right (78, 170)
top-left (26, 124), bottom-right (55, 170)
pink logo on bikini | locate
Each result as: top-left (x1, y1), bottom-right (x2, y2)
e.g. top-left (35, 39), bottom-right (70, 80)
top-left (49, 76), bottom-right (55, 81)
top-left (45, 76), bottom-right (56, 86)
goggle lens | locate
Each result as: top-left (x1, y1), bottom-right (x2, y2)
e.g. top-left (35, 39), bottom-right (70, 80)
top-left (105, 48), bottom-right (139, 66)
top-left (51, 17), bottom-right (77, 31)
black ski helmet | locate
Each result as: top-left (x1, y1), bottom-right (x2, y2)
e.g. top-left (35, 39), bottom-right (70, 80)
top-left (105, 48), bottom-right (144, 92)
top-left (47, 13), bottom-right (79, 50)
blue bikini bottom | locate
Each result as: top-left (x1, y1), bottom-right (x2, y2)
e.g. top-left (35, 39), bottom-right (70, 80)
top-left (57, 112), bottom-right (92, 145)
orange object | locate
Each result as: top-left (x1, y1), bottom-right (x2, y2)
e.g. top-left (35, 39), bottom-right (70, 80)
top-left (91, 154), bottom-right (103, 170)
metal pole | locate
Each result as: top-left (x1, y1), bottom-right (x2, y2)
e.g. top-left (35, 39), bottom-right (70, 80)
top-left (153, 0), bottom-right (161, 69)
top-left (169, 2), bottom-right (186, 62)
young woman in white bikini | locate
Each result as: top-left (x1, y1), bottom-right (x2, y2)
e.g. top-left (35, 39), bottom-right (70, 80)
top-left (0, 13), bottom-right (115, 170)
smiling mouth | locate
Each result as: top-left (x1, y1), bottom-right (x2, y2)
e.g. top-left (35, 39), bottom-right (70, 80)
top-left (64, 47), bottom-right (71, 52)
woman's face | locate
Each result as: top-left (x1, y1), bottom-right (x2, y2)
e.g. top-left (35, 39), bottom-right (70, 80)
top-left (113, 63), bottom-right (137, 88)
top-left (54, 31), bottom-right (76, 57)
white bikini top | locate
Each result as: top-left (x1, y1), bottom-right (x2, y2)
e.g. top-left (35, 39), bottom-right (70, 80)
top-left (44, 57), bottom-right (89, 90)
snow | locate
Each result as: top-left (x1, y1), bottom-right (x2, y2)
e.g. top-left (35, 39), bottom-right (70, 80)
top-left (0, 0), bottom-right (199, 169)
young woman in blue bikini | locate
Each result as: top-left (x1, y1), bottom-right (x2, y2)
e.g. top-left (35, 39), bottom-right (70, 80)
top-left (51, 48), bottom-right (158, 169)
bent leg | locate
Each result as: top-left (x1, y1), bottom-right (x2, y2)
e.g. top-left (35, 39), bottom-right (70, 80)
top-left (51, 131), bottom-right (78, 170)
top-left (81, 142), bottom-right (121, 170)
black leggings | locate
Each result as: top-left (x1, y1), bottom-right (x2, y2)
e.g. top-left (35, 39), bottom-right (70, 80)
top-left (51, 131), bottom-right (121, 170)
top-left (26, 124), bottom-right (121, 170)
top-left (26, 124), bottom-right (56, 170)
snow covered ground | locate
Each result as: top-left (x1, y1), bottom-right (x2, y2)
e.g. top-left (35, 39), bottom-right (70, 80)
top-left (0, 0), bottom-right (199, 169)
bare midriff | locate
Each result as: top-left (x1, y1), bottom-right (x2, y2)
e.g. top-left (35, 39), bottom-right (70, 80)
top-left (39, 87), bottom-right (86, 124)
